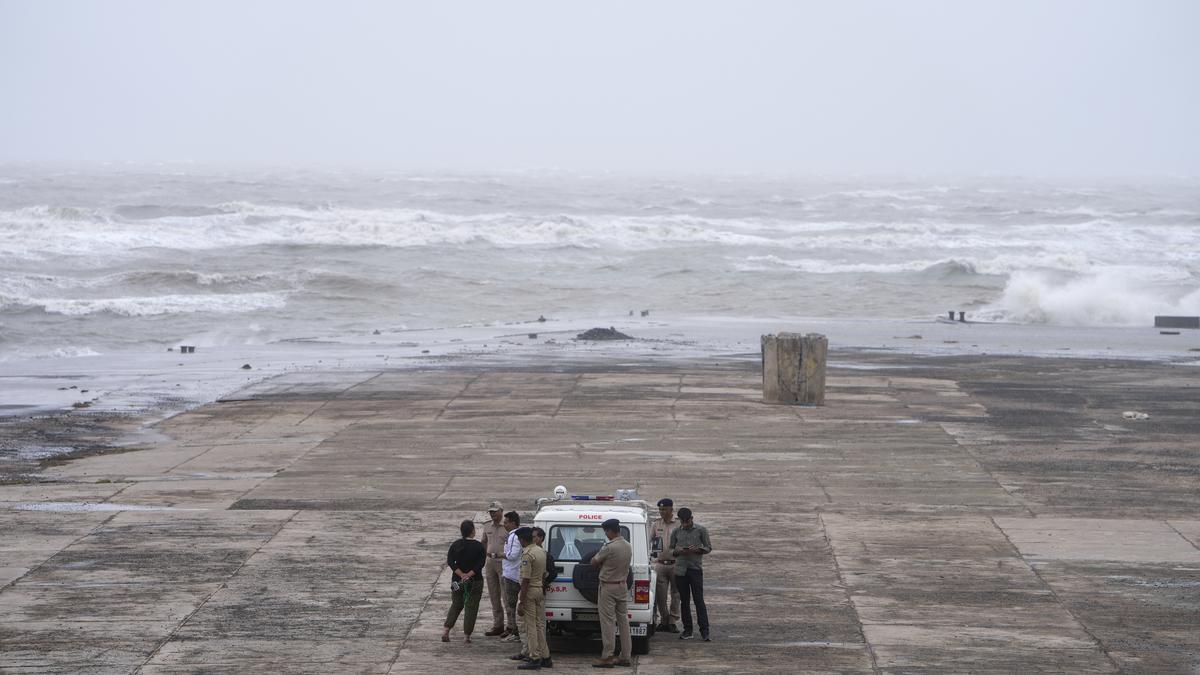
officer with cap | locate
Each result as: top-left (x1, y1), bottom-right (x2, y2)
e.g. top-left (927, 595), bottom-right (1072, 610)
top-left (479, 501), bottom-right (509, 636)
top-left (515, 527), bottom-right (551, 670)
top-left (650, 497), bottom-right (681, 632)
top-left (591, 518), bottom-right (633, 668)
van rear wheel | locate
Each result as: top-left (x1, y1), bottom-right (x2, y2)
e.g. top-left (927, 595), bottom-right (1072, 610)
top-left (633, 635), bottom-right (651, 655)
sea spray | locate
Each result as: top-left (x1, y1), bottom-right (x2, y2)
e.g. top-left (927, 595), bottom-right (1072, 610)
top-left (979, 270), bottom-right (1200, 326)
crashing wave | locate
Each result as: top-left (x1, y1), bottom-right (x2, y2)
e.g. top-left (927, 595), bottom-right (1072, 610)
top-left (978, 270), bottom-right (1200, 326)
top-left (17, 292), bottom-right (288, 317)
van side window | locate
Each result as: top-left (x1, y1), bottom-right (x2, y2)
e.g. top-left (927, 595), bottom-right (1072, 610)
top-left (548, 525), bottom-right (631, 562)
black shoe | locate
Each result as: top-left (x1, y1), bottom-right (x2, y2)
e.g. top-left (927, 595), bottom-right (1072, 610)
top-left (701, 633), bottom-right (711, 642)
top-left (510, 653), bottom-right (530, 661)
top-left (516, 661), bottom-right (542, 671)
top-left (666, 623), bottom-right (679, 633)
top-left (540, 658), bottom-right (554, 668)
top-left (679, 631), bottom-right (694, 640)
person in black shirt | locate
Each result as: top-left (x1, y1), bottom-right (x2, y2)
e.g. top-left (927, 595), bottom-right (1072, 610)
top-left (443, 519), bottom-right (487, 643)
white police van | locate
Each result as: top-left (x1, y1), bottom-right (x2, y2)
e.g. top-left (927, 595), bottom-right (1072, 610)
top-left (535, 486), bottom-right (657, 654)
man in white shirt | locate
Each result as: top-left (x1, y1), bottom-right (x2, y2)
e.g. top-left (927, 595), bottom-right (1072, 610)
top-left (501, 511), bottom-right (527, 651)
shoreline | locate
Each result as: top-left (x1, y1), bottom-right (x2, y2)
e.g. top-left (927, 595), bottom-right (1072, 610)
top-left (3, 313), bottom-right (1198, 479)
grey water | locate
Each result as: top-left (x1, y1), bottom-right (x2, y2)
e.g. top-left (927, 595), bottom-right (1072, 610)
top-left (2, 166), bottom-right (1198, 360)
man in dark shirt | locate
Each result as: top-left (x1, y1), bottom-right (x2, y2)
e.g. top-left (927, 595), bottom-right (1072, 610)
top-left (443, 519), bottom-right (487, 643)
top-left (669, 507), bottom-right (712, 642)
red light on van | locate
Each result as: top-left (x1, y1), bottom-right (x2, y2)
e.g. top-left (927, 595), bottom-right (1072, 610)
top-left (634, 579), bottom-right (650, 604)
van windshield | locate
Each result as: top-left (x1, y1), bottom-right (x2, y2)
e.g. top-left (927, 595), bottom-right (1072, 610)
top-left (548, 525), bottom-right (631, 562)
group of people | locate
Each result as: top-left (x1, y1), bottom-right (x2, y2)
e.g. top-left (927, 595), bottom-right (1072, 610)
top-left (442, 498), bottom-right (712, 669)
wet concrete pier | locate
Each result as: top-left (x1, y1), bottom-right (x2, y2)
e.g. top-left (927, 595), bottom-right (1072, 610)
top-left (2, 352), bottom-right (1198, 673)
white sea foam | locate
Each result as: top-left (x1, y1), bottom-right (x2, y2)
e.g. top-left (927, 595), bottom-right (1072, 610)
top-left (1, 197), bottom-right (1195, 264)
top-left (738, 255), bottom-right (952, 275)
top-left (979, 270), bottom-right (1200, 326)
top-left (0, 270), bottom-right (284, 294)
top-left (0, 204), bottom-right (793, 256)
top-left (35, 346), bottom-right (102, 359)
top-left (25, 292), bottom-right (288, 317)
top-left (737, 253), bottom-right (1194, 283)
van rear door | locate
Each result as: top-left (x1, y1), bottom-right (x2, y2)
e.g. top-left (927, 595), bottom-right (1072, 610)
top-left (545, 522), bottom-right (631, 611)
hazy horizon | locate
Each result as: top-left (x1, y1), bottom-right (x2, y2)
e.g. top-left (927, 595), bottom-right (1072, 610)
top-left (2, 1), bottom-right (1199, 177)
top-left (5, 160), bottom-right (1200, 180)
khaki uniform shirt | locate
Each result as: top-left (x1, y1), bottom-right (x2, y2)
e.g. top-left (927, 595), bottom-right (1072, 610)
top-left (651, 517), bottom-right (680, 564)
top-left (480, 521), bottom-right (507, 559)
top-left (520, 544), bottom-right (547, 585)
top-left (593, 535), bottom-right (633, 583)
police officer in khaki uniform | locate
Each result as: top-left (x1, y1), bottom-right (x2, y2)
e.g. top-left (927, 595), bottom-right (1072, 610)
top-left (591, 518), bottom-right (632, 668)
top-left (515, 527), bottom-right (551, 670)
top-left (479, 501), bottom-right (508, 636)
top-left (650, 497), bottom-right (681, 632)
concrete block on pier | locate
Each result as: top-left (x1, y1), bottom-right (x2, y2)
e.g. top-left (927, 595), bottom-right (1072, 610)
top-left (761, 332), bottom-right (827, 406)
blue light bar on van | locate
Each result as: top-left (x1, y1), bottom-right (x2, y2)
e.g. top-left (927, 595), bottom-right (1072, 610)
top-left (570, 495), bottom-right (614, 501)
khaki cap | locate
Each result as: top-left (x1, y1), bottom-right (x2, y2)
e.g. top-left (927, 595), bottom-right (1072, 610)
top-left (487, 500), bottom-right (504, 512)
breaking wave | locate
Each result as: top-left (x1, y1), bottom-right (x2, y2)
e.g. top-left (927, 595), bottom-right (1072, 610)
top-left (4, 200), bottom-right (1195, 261)
top-left (0, 204), bottom-right (781, 258)
top-left (978, 270), bottom-right (1200, 326)
top-left (1, 292), bottom-right (288, 317)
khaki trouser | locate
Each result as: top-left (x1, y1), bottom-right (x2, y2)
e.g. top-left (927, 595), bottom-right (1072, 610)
top-left (484, 558), bottom-right (505, 630)
top-left (598, 582), bottom-right (631, 661)
top-left (653, 561), bottom-right (680, 626)
top-left (521, 586), bottom-right (549, 660)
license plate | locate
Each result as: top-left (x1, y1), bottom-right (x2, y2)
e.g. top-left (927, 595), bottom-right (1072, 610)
top-left (574, 611), bottom-right (598, 622)
top-left (630, 624), bottom-right (647, 637)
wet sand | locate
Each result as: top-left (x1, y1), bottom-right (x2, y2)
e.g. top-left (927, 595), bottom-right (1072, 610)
top-left (2, 350), bottom-right (1199, 672)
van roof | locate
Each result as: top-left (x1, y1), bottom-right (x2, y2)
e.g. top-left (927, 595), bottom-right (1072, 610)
top-left (535, 503), bottom-right (650, 524)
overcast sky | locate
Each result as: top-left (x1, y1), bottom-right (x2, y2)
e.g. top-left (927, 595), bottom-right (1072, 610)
top-left (2, 1), bottom-right (1197, 175)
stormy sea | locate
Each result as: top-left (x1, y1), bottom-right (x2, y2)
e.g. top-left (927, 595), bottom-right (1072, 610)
top-left (1, 166), bottom-right (1198, 430)
top-left (3, 167), bottom-right (1197, 361)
